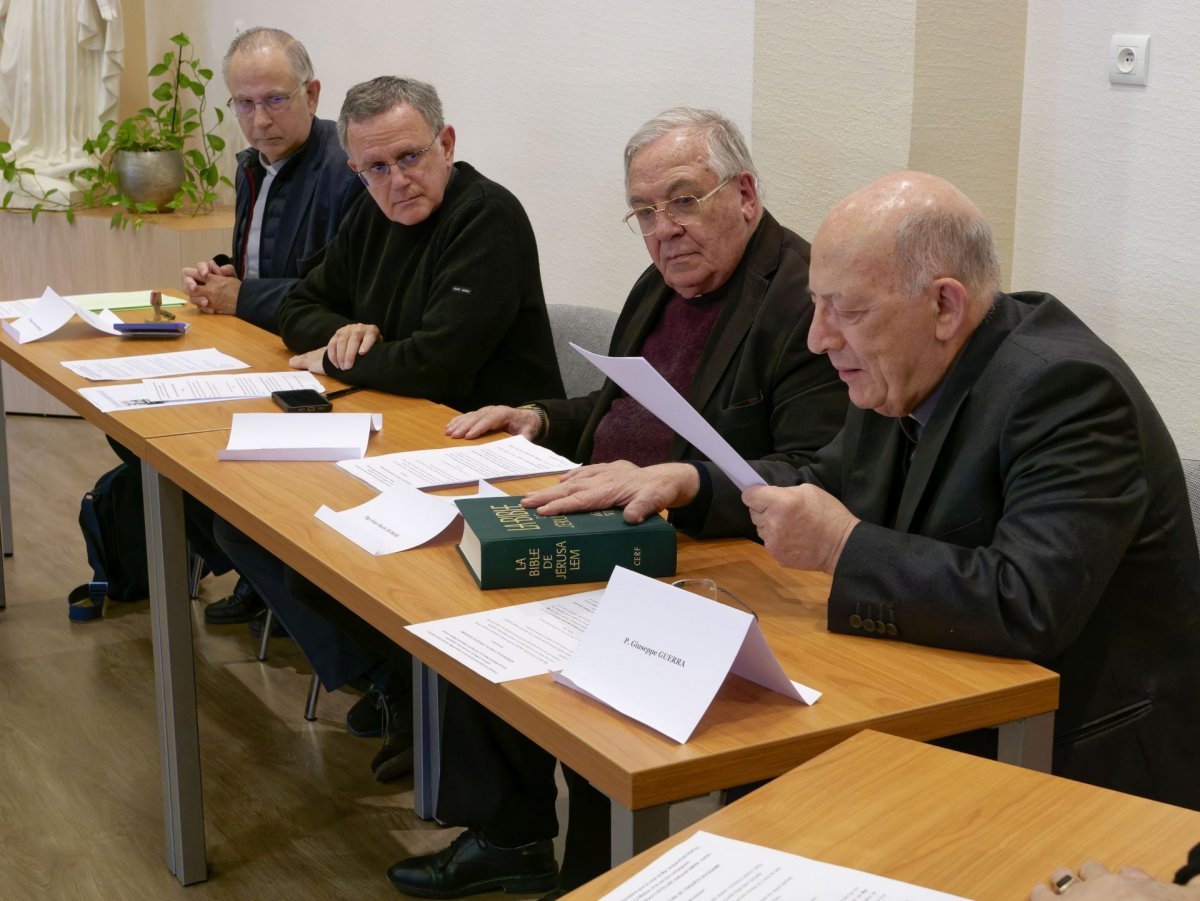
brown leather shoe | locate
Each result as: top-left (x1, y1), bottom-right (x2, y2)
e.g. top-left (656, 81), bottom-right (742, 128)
top-left (386, 829), bottom-right (557, 898)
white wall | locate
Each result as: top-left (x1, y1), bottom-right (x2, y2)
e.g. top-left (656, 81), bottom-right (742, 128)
top-left (753, 0), bottom-right (918, 240)
top-left (1013, 1), bottom-right (1200, 456)
top-left (145, 0), bottom-right (756, 315)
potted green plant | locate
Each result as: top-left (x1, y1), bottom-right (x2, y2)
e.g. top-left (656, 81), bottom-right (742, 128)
top-left (1, 32), bottom-right (230, 229)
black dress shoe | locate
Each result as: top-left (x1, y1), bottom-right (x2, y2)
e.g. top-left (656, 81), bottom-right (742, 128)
top-left (372, 671), bottom-right (413, 781)
top-left (247, 609), bottom-right (290, 639)
top-left (387, 829), bottom-right (558, 898)
top-left (204, 576), bottom-right (265, 624)
top-left (347, 686), bottom-right (384, 737)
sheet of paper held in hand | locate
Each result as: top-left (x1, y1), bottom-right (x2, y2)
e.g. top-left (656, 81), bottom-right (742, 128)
top-left (599, 831), bottom-right (965, 901)
top-left (553, 567), bottom-right (819, 743)
top-left (78, 371), bottom-right (326, 413)
top-left (337, 435), bottom-right (579, 492)
top-left (571, 343), bottom-right (765, 491)
top-left (407, 586), bottom-right (605, 681)
top-left (61, 348), bottom-right (250, 382)
top-left (1, 286), bottom-right (122, 343)
top-left (0, 290), bottom-right (184, 318)
top-left (218, 412), bottom-right (384, 461)
top-left (315, 480), bottom-right (508, 557)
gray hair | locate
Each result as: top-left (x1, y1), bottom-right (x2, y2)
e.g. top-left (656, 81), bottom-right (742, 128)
top-left (624, 107), bottom-right (758, 191)
top-left (892, 210), bottom-right (1001, 300)
top-left (222, 27), bottom-right (315, 86)
top-left (336, 77), bottom-right (444, 151)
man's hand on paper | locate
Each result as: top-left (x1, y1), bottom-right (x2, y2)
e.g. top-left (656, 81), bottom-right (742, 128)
top-left (182, 260), bottom-right (240, 314)
top-left (288, 348), bottom-right (328, 374)
top-left (445, 405), bottom-right (541, 441)
top-left (1031, 860), bottom-right (1200, 901)
top-left (326, 322), bottom-right (382, 370)
top-left (743, 484), bottom-right (859, 575)
top-left (523, 461), bottom-right (699, 523)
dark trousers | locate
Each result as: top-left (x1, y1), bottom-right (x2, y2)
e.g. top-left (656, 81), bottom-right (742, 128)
top-left (436, 685), bottom-right (612, 889)
top-left (213, 517), bottom-right (410, 692)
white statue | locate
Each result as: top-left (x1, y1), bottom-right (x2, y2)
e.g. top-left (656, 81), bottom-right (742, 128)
top-left (0, 0), bottom-right (124, 208)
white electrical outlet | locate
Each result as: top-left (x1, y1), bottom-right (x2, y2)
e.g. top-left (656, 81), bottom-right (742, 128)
top-left (1109, 34), bottom-right (1150, 86)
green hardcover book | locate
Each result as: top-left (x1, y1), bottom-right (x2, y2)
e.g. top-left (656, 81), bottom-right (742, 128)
top-left (454, 497), bottom-right (677, 589)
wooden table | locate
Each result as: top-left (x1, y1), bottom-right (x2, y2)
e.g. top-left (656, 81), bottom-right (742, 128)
top-left (145, 413), bottom-right (1058, 867)
top-left (571, 730), bottom-right (1200, 900)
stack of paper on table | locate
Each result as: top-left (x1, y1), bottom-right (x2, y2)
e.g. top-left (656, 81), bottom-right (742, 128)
top-left (62, 348), bottom-right (249, 381)
top-left (219, 412), bottom-right (384, 461)
top-left (2, 287), bottom-right (122, 343)
top-left (315, 480), bottom-right (508, 556)
top-left (79, 371), bottom-right (326, 412)
top-left (338, 434), bottom-right (578, 491)
top-left (599, 831), bottom-right (964, 900)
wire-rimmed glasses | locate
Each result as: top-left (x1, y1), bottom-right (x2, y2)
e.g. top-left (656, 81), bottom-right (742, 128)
top-left (353, 133), bottom-right (440, 187)
top-left (671, 578), bottom-right (757, 620)
top-left (622, 177), bottom-right (732, 236)
top-left (226, 83), bottom-right (307, 119)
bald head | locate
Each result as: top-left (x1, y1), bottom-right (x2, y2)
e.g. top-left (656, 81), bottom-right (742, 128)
top-left (806, 172), bottom-right (999, 418)
top-left (817, 171), bottom-right (999, 304)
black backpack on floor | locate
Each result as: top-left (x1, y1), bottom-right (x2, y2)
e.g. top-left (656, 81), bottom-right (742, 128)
top-left (70, 462), bottom-right (149, 621)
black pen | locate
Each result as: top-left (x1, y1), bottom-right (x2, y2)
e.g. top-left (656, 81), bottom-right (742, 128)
top-left (326, 385), bottom-right (365, 400)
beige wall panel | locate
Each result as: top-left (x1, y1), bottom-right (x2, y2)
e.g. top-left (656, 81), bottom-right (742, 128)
top-left (753, 0), bottom-right (918, 239)
top-left (909, 0), bottom-right (1028, 288)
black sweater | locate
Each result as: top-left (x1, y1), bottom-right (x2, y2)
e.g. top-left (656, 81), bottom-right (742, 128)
top-left (278, 162), bottom-right (563, 410)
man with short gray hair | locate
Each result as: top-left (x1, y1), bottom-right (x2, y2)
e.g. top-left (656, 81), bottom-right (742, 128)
top-left (214, 75), bottom-right (563, 788)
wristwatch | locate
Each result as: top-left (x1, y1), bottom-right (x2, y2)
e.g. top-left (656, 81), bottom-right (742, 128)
top-left (517, 403), bottom-right (549, 441)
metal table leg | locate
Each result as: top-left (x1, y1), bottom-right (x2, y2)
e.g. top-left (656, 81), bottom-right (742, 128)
top-left (610, 800), bottom-right (670, 868)
top-left (997, 711), bottom-right (1055, 772)
top-left (142, 460), bottom-right (207, 884)
top-left (413, 659), bottom-right (442, 819)
top-left (0, 370), bottom-right (12, 609)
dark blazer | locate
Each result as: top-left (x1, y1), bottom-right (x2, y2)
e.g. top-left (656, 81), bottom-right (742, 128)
top-left (538, 211), bottom-right (847, 466)
top-left (694, 292), bottom-right (1200, 809)
top-left (226, 117), bottom-right (364, 332)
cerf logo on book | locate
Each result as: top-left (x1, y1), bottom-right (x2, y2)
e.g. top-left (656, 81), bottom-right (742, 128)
top-left (451, 286), bottom-right (472, 294)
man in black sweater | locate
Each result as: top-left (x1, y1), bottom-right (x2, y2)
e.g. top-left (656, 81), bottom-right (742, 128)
top-left (213, 76), bottom-right (563, 779)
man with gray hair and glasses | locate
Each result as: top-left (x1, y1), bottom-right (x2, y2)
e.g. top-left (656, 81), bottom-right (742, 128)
top-left (387, 107), bottom-right (847, 899)
top-left (213, 75), bottom-right (562, 785)
top-left (175, 26), bottom-right (363, 627)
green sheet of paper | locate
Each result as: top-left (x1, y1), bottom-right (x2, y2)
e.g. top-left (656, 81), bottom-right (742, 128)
top-left (66, 291), bottom-right (185, 311)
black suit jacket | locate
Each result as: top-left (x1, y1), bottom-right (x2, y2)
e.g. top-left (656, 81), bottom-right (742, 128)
top-left (693, 292), bottom-right (1200, 808)
top-left (227, 117), bottom-right (364, 332)
top-left (537, 211), bottom-right (847, 466)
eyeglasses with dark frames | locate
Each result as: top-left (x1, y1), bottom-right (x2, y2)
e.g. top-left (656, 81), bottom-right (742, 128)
top-left (226, 83), bottom-right (307, 119)
top-left (353, 133), bottom-right (441, 187)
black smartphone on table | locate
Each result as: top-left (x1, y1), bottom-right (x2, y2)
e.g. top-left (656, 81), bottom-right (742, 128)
top-left (271, 389), bottom-right (333, 413)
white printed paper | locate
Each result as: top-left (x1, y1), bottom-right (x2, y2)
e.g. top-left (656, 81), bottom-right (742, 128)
top-left (408, 588), bottom-right (604, 682)
top-left (62, 348), bottom-right (250, 381)
top-left (552, 567), bottom-right (818, 743)
top-left (338, 434), bottom-right (579, 492)
top-left (218, 412), bottom-right (383, 461)
top-left (314, 480), bottom-right (508, 556)
top-left (572, 343), bottom-right (765, 491)
top-left (600, 831), bottom-right (965, 901)
top-left (78, 371), bottom-right (326, 412)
